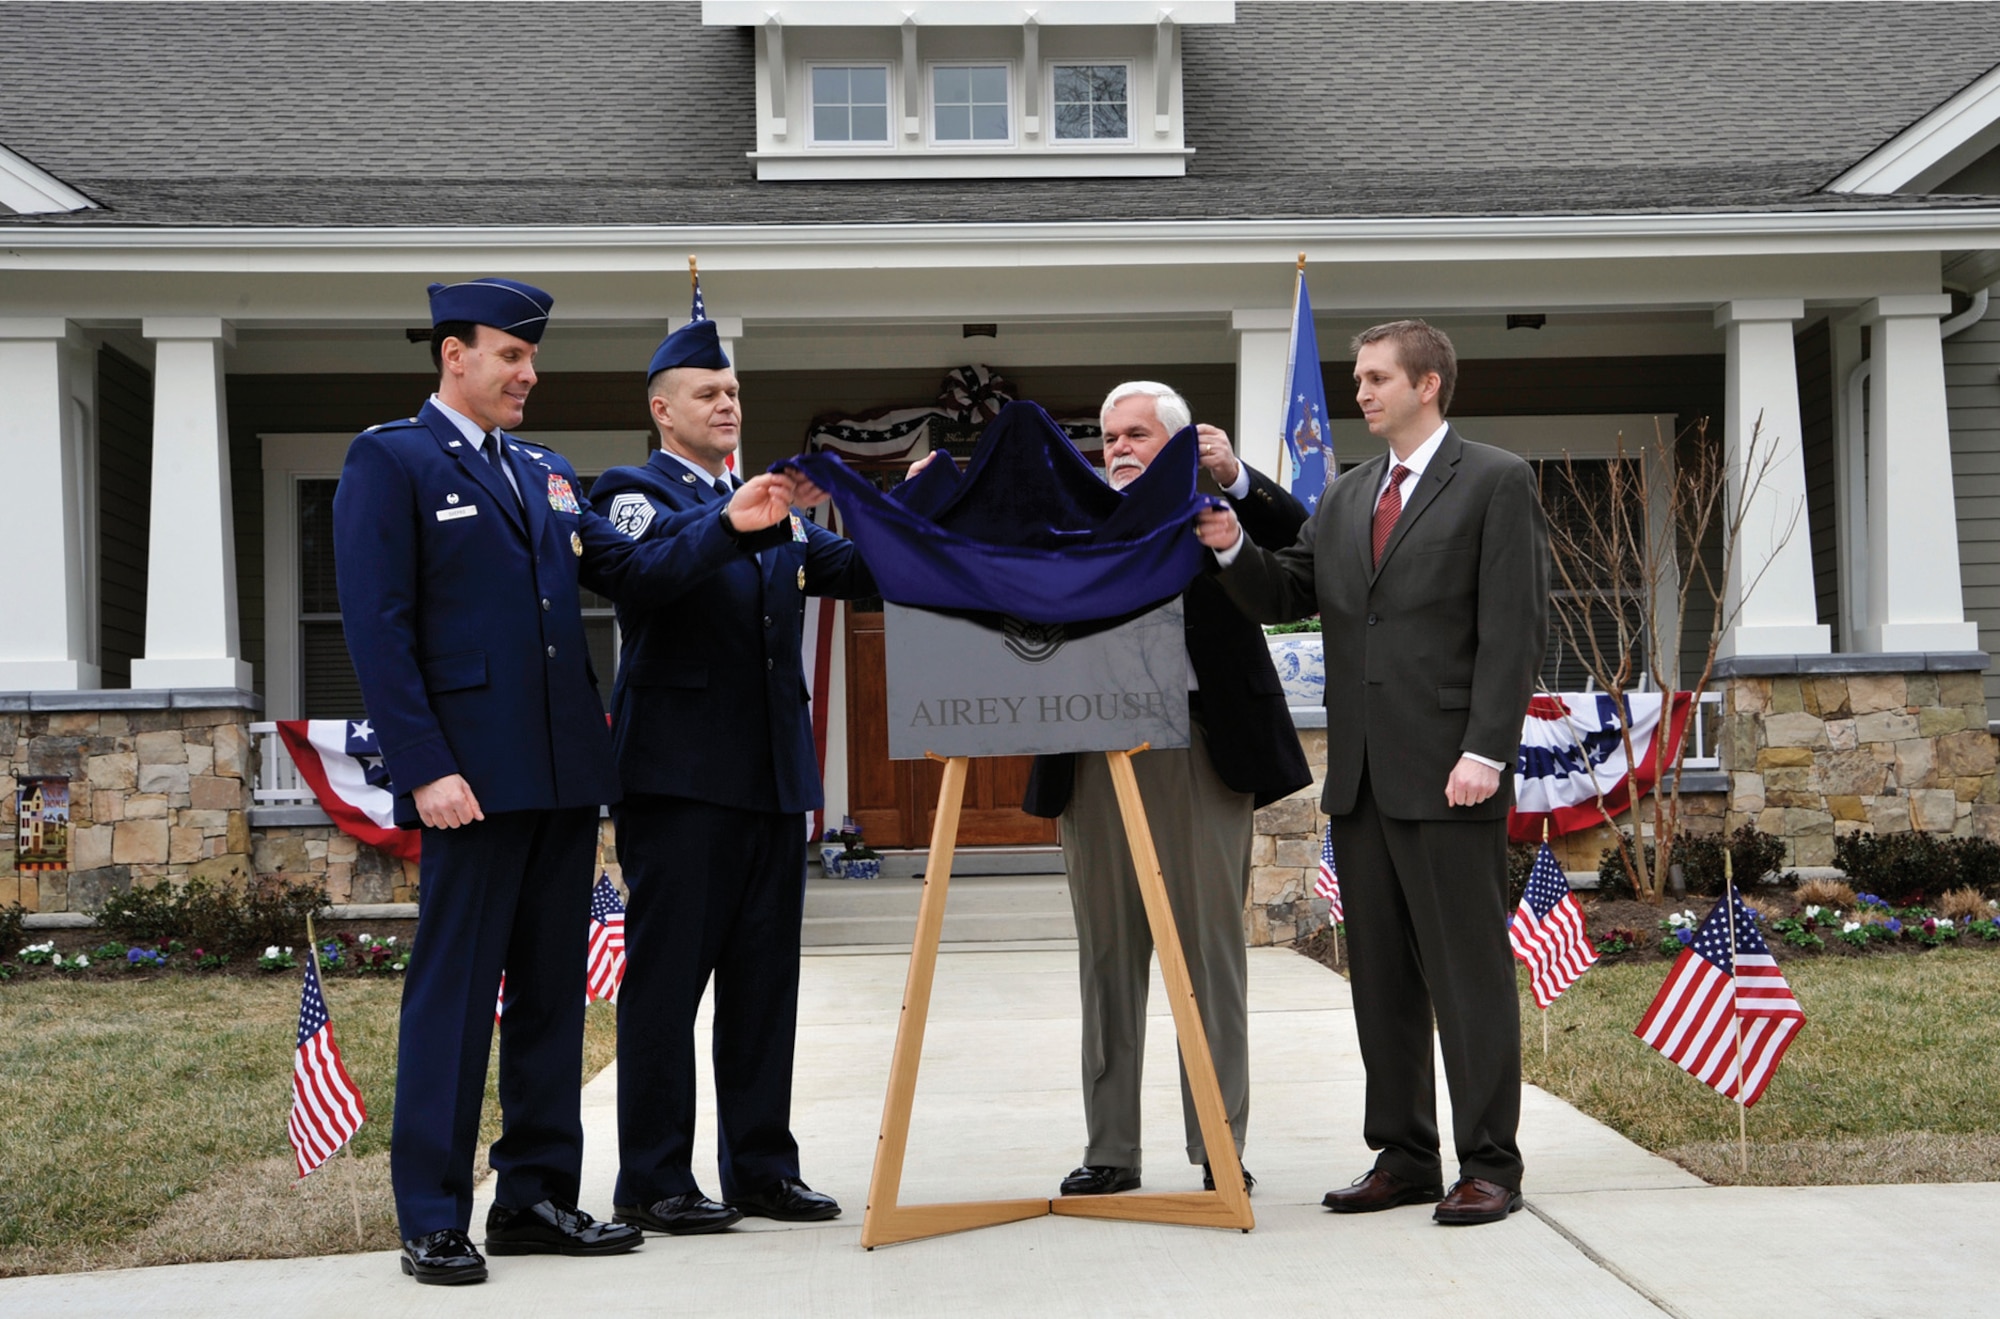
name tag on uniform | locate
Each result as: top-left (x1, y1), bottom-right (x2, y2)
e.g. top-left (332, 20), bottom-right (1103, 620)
top-left (436, 505), bottom-right (478, 521)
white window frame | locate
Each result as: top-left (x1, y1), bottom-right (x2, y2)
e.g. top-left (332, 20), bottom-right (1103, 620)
top-left (1046, 59), bottom-right (1135, 147)
top-left (804, 60), bottom-right (896, 148)
top-left (926, 59), bottom-right (1017, 149)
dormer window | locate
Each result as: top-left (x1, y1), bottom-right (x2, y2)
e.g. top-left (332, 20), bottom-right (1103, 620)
top-left (932, 64), bottom-right (1012, 145)
top-left (710, 0), bottom-right (1234, 181)
top-left (1051, 63), bottom-right (1131, 143)
top-left (810, 64), bottom-right (892, 145)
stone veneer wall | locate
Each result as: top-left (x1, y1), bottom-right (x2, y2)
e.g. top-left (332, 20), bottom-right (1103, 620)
top-left (2, 695), bottom-right (257, 914)
top-left (1719, 658), bottom-right (1999, 865)
top-left (1247, 726), bottom-right (1330, 946)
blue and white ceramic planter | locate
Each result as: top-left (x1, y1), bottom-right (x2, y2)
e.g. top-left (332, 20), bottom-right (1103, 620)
top-left (1266, 631), bottom-right (1325, 707)
top-left (842, 855), bottom-right (882, 880)
top-left (820, 844), bottom-right (847, 878)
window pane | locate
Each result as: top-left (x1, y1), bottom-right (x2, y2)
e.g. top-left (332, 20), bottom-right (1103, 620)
top-left (814, 104), bottom-right (849, 141)
top-left (812, 66), bottom-right (849, 103)
top-left (297, 478), bottom-right (340, 615)
top-left (300, 621), bottom-right (364, 719)
top-left (971, 103), bottom-right (1008, 140)
top-left (935, 103), bottom-right (971, 140)
top-left (1091, 66), bottom-right (1127, 102)
top-left (1054, 102), bottom-right (1092, 139)
top-left (1052, 65), bottom-right (1088, 101)
top-left (934, 66), bottom-right (970, 103)
top-left (852, 66), bottom-right (888, 105)
top-left (969, 66), bottom-right (1007, 103)
top-left (1096, 101), bottom-right (1127, 139)
top-left (851, 104), bottom-right (888, 141)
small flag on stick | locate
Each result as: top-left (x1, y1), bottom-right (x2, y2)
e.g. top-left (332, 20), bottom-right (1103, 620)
top-left (1634, 886), bottom-right (1805, 1108)
top-left (586, 873), bottom-right (627, 1004)
top-left (289, 947), bottom-right (366, 1178)
top-left (1509, 841), bottom-right (1597, 1008)
top-left (1313, 823), bottom-right (1343, 923)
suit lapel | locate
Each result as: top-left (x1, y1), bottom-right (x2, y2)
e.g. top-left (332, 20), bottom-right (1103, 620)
top-left (1370, 428), bottom-right (1462, 584)
top-left (1344, 451), bottom-right (1388, 582)
top-left (500, 435), bottom-right (549, 551)
top-left (421, 403), bottom-right (527, 540)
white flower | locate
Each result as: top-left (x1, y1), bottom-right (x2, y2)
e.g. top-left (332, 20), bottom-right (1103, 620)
top-left (1805, 905), bottom-right (1823, 919)
top-left (357, 933), bottom-right (373, 945)
top-left (1938, 918), bottom-right (1956, 931)
top-left (73, 954), bottom-right (89, 968)
top-left (386, 936), bottom-right (397, 946)
top-left (264, 946), bottom-right (280, 958)
top-left (1842, 921), bottom-right (1861, 933)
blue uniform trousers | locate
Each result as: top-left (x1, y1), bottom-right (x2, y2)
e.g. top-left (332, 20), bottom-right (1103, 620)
top-left (612, 795), bottom-right (805, 1204)
top-left (390, 805), bottom-right (598, 1236)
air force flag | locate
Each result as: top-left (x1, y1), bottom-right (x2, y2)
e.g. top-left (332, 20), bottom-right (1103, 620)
top-left (1282, 268), bottom-right (1333, 512)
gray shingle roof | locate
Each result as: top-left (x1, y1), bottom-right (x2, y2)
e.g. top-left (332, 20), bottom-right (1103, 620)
top-left (2, 0), bottom-right (1997, 227)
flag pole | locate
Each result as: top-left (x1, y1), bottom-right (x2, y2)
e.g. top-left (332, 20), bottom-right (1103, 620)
top-left (688, 253), bottom-right (699, 300)
top-left (306, 912), bottom-right (367, 1246)
top-left (1723, 849), bottom-right (1749, 1173)
top-left (1541, 820), bottom-right (1551, 1057)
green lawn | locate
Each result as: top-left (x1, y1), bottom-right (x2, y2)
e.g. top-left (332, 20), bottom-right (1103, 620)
top-left (0, 977), bottom-right (617, 1277)
top-left (1521, 949), bottom-right (2000, 1185)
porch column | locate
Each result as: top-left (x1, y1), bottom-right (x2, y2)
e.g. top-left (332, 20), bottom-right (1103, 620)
top-left (1859, 295), bottom-right (1981, 652)
top-left (1231, 308), bottom-right (1291, 483)
top-left (1714, 300), bottom-right (1830, 658)
top-left (131, 317), bottom-right (253, 690)
top-left (0, 318), bottom-right (99, 689)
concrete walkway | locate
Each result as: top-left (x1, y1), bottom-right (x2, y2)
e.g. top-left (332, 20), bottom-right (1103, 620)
top-left (7, 948), bottom-right (1997, 1316)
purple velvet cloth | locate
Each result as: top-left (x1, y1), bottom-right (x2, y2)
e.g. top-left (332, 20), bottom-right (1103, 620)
top-left (779, 400), bottom-right (1211, 625)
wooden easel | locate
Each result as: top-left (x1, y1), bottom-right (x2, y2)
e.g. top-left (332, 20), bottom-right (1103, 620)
top-left (860, 748), bottom-right (1255, 1248)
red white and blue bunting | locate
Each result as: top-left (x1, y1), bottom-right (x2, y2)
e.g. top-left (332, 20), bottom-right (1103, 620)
top-left (1509, 691), bottom-right (1694, 843)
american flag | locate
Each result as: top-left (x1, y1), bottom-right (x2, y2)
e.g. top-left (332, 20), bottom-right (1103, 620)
top-left (586, 873), bottom-right (627, 1003)
top-left (1508, 841), bottom-right (1597, 1008)
top-left (1634, 889), bottom-right (1805, 1107)
top-left (1313, 823), bottom-right (1344, 923)
top-left (289, 952), bottom-right (366, 1177)
top-left (495, 970), bottom-right (505, 1023)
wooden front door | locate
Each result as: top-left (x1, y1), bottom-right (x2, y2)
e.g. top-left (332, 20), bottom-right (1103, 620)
top-left (845, 607), bottom-right (1061, 848)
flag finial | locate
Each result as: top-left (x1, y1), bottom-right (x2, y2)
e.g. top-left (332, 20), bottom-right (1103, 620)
top-left (1296, 251), bottom-right (1307, 273)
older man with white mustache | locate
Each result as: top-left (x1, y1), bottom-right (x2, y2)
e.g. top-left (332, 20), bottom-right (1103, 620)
top-left (1020, 380), bottom-right (1315, 1199)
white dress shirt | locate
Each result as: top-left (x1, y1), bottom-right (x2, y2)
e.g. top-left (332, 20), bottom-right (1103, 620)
top-left (429, 394), bottom-right (522, 504)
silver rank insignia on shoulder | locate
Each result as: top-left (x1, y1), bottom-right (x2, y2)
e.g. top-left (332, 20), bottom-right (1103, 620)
top-left (571, 530), bottom-right (584, 557)
top-left (680, 471), bottom-right (697, 484)
top-left (797, 565), bottom-right (806, 590)
top-left (447, 439), bottom-right (462, 447)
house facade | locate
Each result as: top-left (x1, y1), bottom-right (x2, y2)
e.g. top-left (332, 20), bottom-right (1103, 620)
top-left (4, 1), bottom-right (2000, 939)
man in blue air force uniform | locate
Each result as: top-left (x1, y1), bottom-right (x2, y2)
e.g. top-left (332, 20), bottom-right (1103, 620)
top-left (589, 317), bottom-right (875, 1236)
top-left (333, 278), bottom-right (807, 1285)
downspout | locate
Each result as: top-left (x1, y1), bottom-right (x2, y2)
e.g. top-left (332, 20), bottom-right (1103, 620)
top-left (1841, 285), bottom-right (1994, 648)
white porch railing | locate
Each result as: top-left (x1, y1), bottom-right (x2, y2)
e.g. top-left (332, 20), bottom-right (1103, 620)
top-left (1680, 690), bottom-right (1725, 771)
top-left (247, 721), bottom-right (317, 805)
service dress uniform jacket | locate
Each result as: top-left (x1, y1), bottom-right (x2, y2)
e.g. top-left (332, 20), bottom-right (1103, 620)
top-left (334, 401), bottom-right (730, 1239)
top-left (588, 451), bottom-right (876, 1205)
top-left (1218, 425), bottom-right (1549, 1193)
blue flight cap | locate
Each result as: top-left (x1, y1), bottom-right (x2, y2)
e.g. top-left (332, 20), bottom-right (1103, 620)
top-left (426, 278), bottom-right (554, 343)
top-left (647, 319), bottom-right (731, 380)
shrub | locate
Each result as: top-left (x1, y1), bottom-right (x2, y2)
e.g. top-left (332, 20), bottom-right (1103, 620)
top-left (1595, 824), bottom-right (1788, 900)
top-left (1833, 832), bottom-right (2000, 906)
top-left (1794, 877), bottom-right (1857, 909)
top-left (1937, 886), bottom-right (1995, 923)
top-left (94, 877), bottom-right (329, 960)
top-left (1506, 843), bottom-right (1537, 907)
top-left (0, 902), bottom-right (24, 957)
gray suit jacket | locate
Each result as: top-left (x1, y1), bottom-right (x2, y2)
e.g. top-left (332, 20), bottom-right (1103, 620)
top-left (1216, 427), bottom-right (1549, 822)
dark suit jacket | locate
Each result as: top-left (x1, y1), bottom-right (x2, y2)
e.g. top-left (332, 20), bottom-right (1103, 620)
top-left (333, 402), bottom-right (730, 823)
top-left (1217, 427), bottom-right (1548, 822)
top-left (1024, 463), bottom-right (1315, 817)
top-left (588, 452), bottom-right (876, 816)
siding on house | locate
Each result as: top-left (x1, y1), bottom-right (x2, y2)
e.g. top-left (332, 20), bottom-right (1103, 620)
top-left (1949, 313), bottom-right (2000, 718)
top-left (1797, 317), bottom-right (1839, 637)
top-left (95, 345), bottom-right (150, 687)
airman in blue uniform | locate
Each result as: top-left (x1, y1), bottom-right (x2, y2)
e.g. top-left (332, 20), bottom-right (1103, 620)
top-left (590, 317), bottom-right (876, 1236)
top-left (333, 279), bottom-right (808, 1285)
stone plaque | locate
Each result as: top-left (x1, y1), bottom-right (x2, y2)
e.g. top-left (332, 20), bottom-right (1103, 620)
top-left (884, 601), bottom-right (1190, 760)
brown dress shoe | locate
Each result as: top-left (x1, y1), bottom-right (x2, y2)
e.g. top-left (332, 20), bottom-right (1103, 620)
top-left (1433, 1177), bottom-right (1524, 1225)
top-left (1320, 1169), bottom-right (1445, 1213)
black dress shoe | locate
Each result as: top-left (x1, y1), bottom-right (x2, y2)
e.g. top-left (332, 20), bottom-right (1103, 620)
top-left (1059, 1165), bottom-right (1140, 1196)
top-left (728, 1177), bottom-right (842, 1222)
top-left (484, 1199), bottom-right (643, 1256)
top-left (400, 1228), bottom-right (487, 1285)
top-left (1201, 1162), bottom-right (1257, 1194)
top-left (1320, 1168), bottom-right (1445, 1214)
top-left (614, 1191), bottom-right (743, 1235)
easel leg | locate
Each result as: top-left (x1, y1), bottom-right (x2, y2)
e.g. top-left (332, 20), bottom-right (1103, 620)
top-left (1049, 749), bottom-right (1255, 1231)
top-left (860, 755), bottom-right (1046, 1247)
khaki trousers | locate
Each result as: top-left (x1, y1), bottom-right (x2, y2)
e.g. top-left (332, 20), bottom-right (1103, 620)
top-left (1060, 719), bottom-right (1254, 1171)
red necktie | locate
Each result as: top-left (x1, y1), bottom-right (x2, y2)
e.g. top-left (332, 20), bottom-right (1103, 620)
top-left (1372, 464), bottom-right (1411, 568)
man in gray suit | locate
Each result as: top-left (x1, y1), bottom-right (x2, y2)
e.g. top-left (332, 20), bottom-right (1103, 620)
top-left (1196, 320), bottom-right (1547, 1226)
